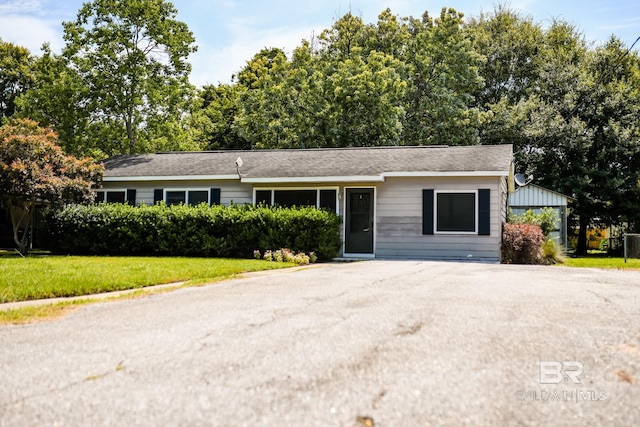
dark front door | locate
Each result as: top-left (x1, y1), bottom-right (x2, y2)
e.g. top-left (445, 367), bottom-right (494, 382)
top-left (345, 188), bottom-right (374, 254)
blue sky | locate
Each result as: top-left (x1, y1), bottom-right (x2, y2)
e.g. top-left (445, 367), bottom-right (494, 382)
top-left (1, 0), bottom-right (639, 87)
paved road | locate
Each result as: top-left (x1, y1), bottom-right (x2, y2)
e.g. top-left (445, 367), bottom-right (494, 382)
top-left (1, 261), bottom-right (639, 427)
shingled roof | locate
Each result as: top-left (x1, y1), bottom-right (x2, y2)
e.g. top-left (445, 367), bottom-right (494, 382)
top-left (103, 144), bottom-right (513, 182)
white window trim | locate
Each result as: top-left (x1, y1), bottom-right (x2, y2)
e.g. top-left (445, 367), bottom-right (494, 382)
top-left (434, 190), bottom-right (478, 235)
top-left (97, 189), bottom-right (127, 203)
top-left (252, 187), bottom-right (340, 214)
top-left (164, 188), bottom-right (212, 206)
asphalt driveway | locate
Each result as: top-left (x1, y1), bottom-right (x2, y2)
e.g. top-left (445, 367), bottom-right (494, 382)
top-left (1, 261), bottom-right (639, 426)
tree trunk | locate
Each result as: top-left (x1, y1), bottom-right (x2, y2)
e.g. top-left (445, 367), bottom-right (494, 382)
top-left (9, 200), bottom-right (35, 255)
top-left (576, 215), bottom-right (589, 255)
top-left (125, 117), bottom-right (136, 154)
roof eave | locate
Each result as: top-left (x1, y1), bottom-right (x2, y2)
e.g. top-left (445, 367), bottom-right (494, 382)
top-left (103, 174), bottom-right (239, 182)
top-left (241, 176), bottom-right (385, 184)
top-left (381, 171), bottom-right (509, 178)
top-left (103, 170), bottom-right (510, 183)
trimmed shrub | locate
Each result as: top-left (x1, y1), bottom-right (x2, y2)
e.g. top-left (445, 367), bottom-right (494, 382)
top-left (44, 203), bottom-right (342, 260)
top-left (501, 222), bottom-right (545, 264)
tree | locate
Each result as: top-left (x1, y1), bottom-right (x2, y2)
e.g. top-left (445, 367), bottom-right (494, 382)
top-left (466, 5), bottom-right (545, 147)
top-left (515, 26), bottom-right (640, 254)
top-left (402, 8), bottom-right (484, 145)
top-left (0, 119), bottom-right (103, 253)
top-left (191, 83), bottom-right (249, 150)
top-left (0, 39), bottom-right (34, 120)
top-left (467, 5), bottom-right (544, 107)
top-left (467, 6), bottom-right (640, 253)
top-left (16, 44), bottom-right (93, 157)
top-left (61, 0), bottom-right (197, 155)
top-left (233, 12), bottom-right (409, 149)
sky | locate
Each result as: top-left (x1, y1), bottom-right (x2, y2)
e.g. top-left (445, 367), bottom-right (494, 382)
top-left (1, 0), bottom-right (639, 87)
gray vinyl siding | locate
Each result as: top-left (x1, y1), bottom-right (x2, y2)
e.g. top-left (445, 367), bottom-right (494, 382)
top-left (375, 177), bottom-right (505, 262)
top-left (101, 181), bottom-right (253, 205)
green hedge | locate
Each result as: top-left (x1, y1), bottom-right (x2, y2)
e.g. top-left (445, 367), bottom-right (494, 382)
top-left (44, 203), bottom-right (342, 260)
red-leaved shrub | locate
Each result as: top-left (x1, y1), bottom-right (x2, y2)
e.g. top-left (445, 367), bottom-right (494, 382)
top-left (501, 222), bottom-right (545, 264)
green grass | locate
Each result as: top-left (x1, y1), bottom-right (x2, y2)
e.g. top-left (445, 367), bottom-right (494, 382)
top-left (0, 255), bottom-right (294, 303)
top-left (562, 255), bottom-right (640, 270)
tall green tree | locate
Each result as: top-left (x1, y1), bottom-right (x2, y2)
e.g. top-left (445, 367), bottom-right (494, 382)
top-left (0, 39), bottom-right (34, 120)
top-left (466, 6), bottom-right (545, 147)
top-left (191, 83), bottom-right (249, 150)
top-left (467, 5), bottom-right (544, 107)
top-left (235, 25), bottom-right (407, 149)
top-left (402, 8), bottom-right (484, 145)
top-left (16, 44), bottom-right (93, 157)
top-left (61, 0), bottom-right (197, 155)
top-left (516, 25), bottom-right (640, 254)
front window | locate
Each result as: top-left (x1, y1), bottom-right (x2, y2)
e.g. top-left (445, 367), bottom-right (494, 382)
top-left (166, 190), bottom-right (210, 206)
top-left (96, 190), bottom-right (126, 203)
top-left (436, 192), bottom-right (476, 233)
top-left (254, 188), bottom-right (338, 213)
top-left (274, 190), bottom-right (317, 207)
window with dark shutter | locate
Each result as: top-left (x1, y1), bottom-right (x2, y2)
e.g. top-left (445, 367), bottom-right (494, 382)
top-left (437, 193), bottom-right (476, 232)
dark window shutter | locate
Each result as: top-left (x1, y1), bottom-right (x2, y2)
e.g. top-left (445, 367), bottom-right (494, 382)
top-left (422, 189), bottom-right (434, 235)
top-left (210, 188), bottom-right (221, 206)
top-left (153, 189), bottom-right (163, 204)
top-left (95, 191), bottom-right (105, 203)
top-left (126, 189), bottom-right (136, 205)
top-left (478, 189), bottom-right (491, 236)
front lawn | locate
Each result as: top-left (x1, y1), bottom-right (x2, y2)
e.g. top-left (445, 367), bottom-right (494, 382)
top-left (0, 256), bottom-right (294, 303)
top-left (562, 255), bottom-right (640, 270)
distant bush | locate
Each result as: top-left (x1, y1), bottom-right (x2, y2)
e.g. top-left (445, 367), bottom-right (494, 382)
top-left (509, 207), bottom-right (559, 237)
top-left (44, 203), bottom-right (342, 260)
top-left (542, 238), bottom-right (566, 265)
top-left (501, 222), bottom-right (545, 264)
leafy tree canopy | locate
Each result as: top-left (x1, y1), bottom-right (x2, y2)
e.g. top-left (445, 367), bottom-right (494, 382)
top-left (0, 39), bottom-right (34, 120)
top-left (59, 0), bottom-right (198, 155)
top-left (0, 119), bottom-right (103, 253)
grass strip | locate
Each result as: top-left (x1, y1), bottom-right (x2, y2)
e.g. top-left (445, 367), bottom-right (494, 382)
top-left (562, 256), bottom-right (640, 270)
top-left (0, 256), bottom-right (293, 303)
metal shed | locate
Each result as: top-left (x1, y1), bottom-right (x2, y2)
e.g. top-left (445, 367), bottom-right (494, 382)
top-left (508, 184), bottom-right (573, 249)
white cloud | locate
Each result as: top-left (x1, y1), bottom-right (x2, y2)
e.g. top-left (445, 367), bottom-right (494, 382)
top-left (191, 24), bottom-right (317, 86)
top-left (0, 0), bottom-right (44, 14)
top-left (0, 15), bottom-right (63, 53)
